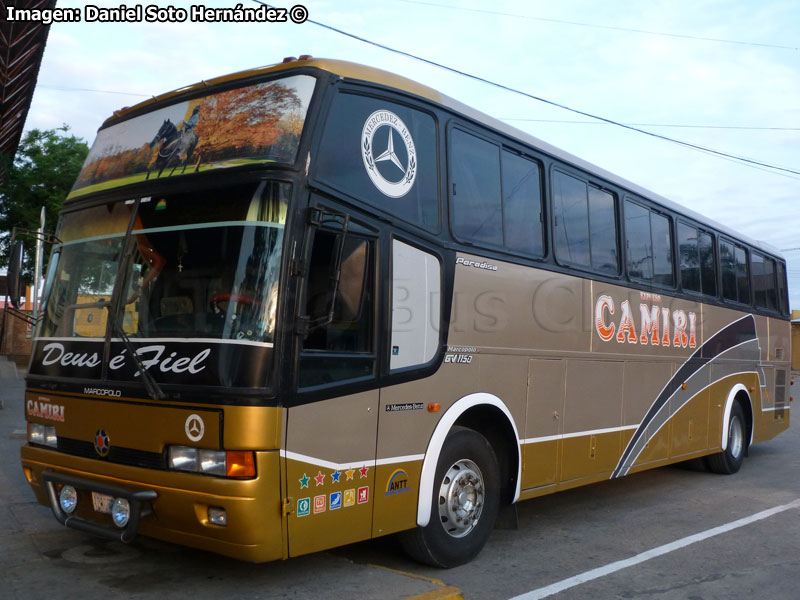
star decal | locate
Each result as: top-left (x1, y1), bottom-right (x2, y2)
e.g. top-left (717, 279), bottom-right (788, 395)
top-left (345, 468), bottom-right (355, 481)
top-left (314, 470), bottom-right (326, 486)
top-left (359, 465), bottom-right (369, 478)
top-left (299, 473), bottom-right (310, 489)
top-left (331, 469), bottom-right (341, 483)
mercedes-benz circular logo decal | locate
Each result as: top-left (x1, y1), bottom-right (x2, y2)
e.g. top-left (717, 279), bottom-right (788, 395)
top-left (94, 429), bottom-right (110, 457)
top-left (362, 109), bottom-right (417, 198)
top-left (185, 414), bottom-right (205, 442)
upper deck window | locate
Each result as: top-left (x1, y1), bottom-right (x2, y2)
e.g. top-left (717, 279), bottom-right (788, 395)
top-left (316, 92), bottom-right (439, 232)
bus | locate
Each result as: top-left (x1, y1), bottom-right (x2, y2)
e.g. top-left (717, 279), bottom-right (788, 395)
top-left (17, 56), bottom-right (791, 568)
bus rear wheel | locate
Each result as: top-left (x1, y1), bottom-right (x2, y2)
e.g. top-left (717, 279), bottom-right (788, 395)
top-left (399, 426), bottom-right (500, 568)
top-left (706, 402), bottom-right (746, 474)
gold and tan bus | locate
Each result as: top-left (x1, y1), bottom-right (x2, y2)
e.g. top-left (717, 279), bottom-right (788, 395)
top-left (18, 57), bottom-right (791, 568)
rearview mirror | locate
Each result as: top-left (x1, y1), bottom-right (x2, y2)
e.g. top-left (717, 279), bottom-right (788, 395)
top-left (6, 240), bottom-right (24, 309)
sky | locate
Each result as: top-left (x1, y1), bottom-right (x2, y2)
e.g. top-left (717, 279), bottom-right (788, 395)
top-left (21, 0), bottom-right (800, 306)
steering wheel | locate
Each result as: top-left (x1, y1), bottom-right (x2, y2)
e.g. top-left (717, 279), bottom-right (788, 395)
top-left (209, 292), bottom-right (254, 314)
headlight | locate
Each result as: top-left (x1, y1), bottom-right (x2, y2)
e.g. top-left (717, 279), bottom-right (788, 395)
top-left (198, 449), bottom-right (226, 476)
top-left (28, 423), bottom-right (45, 445)
top-left (168, 446), bottom-right (198, 471)
top-left (168, 446), bottom-right (255, 478)
top-left (27, 423), bottom-right (58, 448)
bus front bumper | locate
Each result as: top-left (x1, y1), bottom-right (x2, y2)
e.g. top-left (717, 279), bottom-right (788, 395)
top-left (21, 445), bottom-right (285, 562)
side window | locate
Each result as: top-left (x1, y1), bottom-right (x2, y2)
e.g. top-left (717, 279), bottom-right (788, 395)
top-left (450, 129), bottom-right (502, 245)
top-left (299, 222), bottom-right (376, 388)
top-left (698, 230), bottom-right (716, 297)
top-left (678, 223), bottom-right (716, 296)
top-left (720, 240), bottom-right (750, 304)
top-left (588, 186), bottom-right (619, 274)
top-left (448, 130), bottom-right (545, 257)
top-left (553, 171), bottom-right (618, 274)
top-left (391, 240), bottom-right (441, 370)
top-left (752, 252), bottom-right (777, 311)
top-left (501, 150), bottom-right (544, 257)
top-left (625, 199), bottom-right (673, 286)
top-left (678, 223), bottom-right (701, 293)
top-left (735, 245), bottom-right (750, 304)
top-left (316, 92), bottom-right (439, 232)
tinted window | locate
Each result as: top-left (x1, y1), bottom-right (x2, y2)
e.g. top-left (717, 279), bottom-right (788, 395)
top-left (679, 223), bottom-right (716, 296)
top-left (678, 223), bottom-right (701, 293)
top-left (625, 200), bottom-right (673, 286)
top-left (651, 212), bottom-right (673, 286)
top-left (502, 151), bottom-right (544, 256)
top-left (721, 240), bottom-right (749, 304)
top-left (554, 171), bottom-right (618, 273)
top-left (554, 171), bottom-right (590, 268)
top-left (588, 187), bottom-right (618, 274)
top-left (450, 129), bottom-right (502, 245)
top-left (752, 252), bottom-right (777, 311)
top-left (300, 226), bottom-right (376, 388)
top-left (316, 93), bottom-right (438, 232)
top-left (699, 230), bottom-right (716, 296)
top-left (736, 246), bottom-right (749, 304)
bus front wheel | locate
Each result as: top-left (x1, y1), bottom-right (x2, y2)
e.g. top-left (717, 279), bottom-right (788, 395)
top-left (706, 402), bottom-right (746, 474)
top-left (399, 426), bottom-right (500, 568)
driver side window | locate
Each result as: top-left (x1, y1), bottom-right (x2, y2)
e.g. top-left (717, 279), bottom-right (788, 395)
top-left (298, 223), bottom-right (376, 389)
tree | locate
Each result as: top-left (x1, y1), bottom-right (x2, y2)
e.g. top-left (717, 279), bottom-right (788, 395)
top-left (0, 125), bottom-right (89, 280)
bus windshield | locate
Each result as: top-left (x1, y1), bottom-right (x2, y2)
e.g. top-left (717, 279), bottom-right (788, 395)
top-left (41, 180), bottom-right (288, 344)
top-left (33, 180), bottom-right (289, 389)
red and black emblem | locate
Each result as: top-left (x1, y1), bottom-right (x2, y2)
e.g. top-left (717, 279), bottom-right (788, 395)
top-left (94, 429), bottom-right (110, 457)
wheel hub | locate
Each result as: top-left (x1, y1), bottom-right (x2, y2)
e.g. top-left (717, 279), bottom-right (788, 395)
top-left (438, 459), bottom-right (484, 538)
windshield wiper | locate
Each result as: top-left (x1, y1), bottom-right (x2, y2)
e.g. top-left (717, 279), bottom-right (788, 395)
top-left (102, 301), bottom-right (166, 401)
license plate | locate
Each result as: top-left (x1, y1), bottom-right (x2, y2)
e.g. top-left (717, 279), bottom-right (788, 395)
top-left (92, 492), bottom-right (114, 514)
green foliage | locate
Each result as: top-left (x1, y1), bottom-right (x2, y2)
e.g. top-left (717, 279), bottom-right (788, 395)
top-left (0, 125), bottom-right (89, 280)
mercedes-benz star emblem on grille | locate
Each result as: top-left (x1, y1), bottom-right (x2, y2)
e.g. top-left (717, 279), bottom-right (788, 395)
top-left (94, 429), bottom-right (110, 457)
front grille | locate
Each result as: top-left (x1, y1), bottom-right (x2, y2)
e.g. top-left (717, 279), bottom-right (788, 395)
top-left (56, 437), bottom-right (166, 470)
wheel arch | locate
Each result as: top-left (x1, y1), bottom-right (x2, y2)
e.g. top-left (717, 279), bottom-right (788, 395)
top-left (416, 392), bottom-right (521, 527)
top-left (722, 383), bottom-right (754, 450)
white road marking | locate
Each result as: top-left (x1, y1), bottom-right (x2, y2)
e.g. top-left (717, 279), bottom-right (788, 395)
top-left (509, 498), bottom-right (800, 600)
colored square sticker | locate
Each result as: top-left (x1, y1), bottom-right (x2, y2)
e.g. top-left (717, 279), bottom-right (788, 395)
top-left (357, 486), bottom-right (369, 504)
top-left (313, 494), bottom-right (326, 514)
top-left (343, 488), bottom-right (356, 507)
top-left (330, 491), bottom-right (342, 510)
top-left (297, 497), bottom-right (310, 517)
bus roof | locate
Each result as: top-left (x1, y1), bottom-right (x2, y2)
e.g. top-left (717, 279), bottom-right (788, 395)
top-left (104, 57), bottom-right (782, 259)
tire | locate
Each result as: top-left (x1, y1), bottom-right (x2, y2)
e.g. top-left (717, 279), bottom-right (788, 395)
top-left (706, 402), bottom-right (747, 474)
top-left (399, 426), bottom-right (500, 568)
